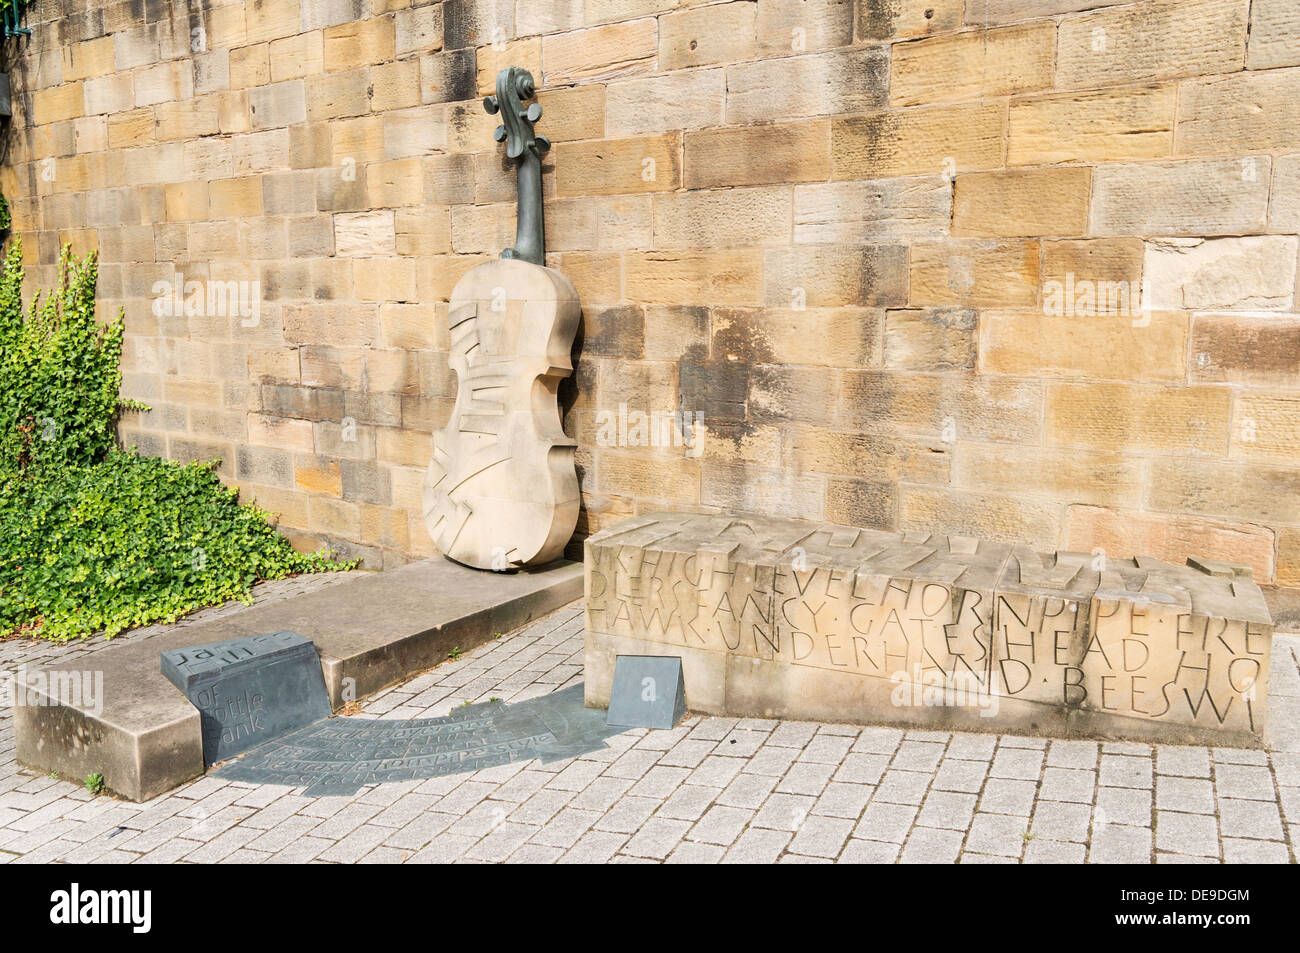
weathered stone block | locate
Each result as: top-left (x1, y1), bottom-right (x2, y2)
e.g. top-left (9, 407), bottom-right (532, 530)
top-left (584, 512), bottom-right (1273, 744)
top-left (953, 167), bottom-right (1091, 238)
top-left (1249, 0), bottom-right (1300, 68)
top-left (542, 18), bottom-right (657, 85)
top-left (726, 47), bottom-right (888, 124)
top-left (890, 23), bottom-right (1054, 107)
top-left (1056, 0), bottom-right (1248, 89)
top-left (1009, 85), bottom-right (1175, 165)
top-left (1144, 237), bottom-right (1298, 311)
top-left (1090, 158), bottom-right (1271, 237)
top-left (659, 2), bottom-right (756, 69)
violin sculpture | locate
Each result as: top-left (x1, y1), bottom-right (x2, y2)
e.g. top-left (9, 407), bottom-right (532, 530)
top-left (423, 67), bottom-right (581, 571)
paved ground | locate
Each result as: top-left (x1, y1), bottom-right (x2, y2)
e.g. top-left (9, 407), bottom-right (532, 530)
top-left (1, 578), bottom-right (1298, 864)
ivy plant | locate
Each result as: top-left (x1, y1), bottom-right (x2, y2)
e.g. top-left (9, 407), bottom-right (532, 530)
top-left (0, 242), bottom-right (352, 641)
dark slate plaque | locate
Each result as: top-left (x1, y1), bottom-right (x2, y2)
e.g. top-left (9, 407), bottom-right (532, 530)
top-left (214, 683), bottom-right (626, 797)
top-left (606, 655), bottom-right (686, 730)
top-left (161, 630), bottom-right (332, 766)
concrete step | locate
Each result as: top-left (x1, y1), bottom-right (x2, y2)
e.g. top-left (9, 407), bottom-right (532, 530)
top-left (13, 558), bottom-right (584, 802)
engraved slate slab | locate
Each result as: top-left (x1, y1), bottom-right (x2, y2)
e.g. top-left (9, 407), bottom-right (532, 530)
top-left (607, 656), bottom-right (686, 730)
top-left (160, 630), bottom-right (332, 766)
top-left (214, 684), bottom-right (625, 796)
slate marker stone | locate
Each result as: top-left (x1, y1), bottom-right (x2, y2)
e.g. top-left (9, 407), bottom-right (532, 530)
top-left (160, 630), bottom-right (332, 766)
top-left (606, 655), bottom-right (687, 730)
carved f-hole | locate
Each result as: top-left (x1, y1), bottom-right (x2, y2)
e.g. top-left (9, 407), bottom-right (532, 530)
top-left (483, 66), bottom-right (550, 266)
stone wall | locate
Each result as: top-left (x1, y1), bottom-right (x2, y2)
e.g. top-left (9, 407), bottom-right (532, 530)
top-left (2, 0), bottom-right (1299, 580)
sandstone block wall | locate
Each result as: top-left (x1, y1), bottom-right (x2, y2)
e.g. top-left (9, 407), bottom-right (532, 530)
top-left (1, 0), bottom-right (1298, 581)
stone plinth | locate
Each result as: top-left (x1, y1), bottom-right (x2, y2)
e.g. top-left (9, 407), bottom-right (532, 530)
top-left (583, 513), bottom-right (1272, 746)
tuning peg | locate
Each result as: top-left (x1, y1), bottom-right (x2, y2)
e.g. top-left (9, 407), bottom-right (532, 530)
top-left (494, 125), bottom-right (507, 143)
top-left (525, 103), bottom-right (542, 123)
top-left (483, 95), bottom-right (500, 115)
top-left (535, 135), bottom-right (551, 154)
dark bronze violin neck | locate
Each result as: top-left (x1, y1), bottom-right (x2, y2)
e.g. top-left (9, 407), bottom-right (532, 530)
top-left (483, 66), bottom-right (550, 266)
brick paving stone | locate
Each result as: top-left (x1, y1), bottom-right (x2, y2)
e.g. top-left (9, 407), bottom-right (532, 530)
top-left (787, 815), bottom-right (854, 859)
top-left (718, 772), bottom-right (779, 810)
top-left (1089, 824), bottom-right (1153, 864)
top-left (813, 782), bottom-right (873, 820)
top-left (834, 753), bottom-right (891, 785)
top-left (1156, 746), bottom-right (1212, 778)
top-left (1023, 839), bottom-right (1086, 864)
top-left (1215, 764), bottom-right (1276, 801)
top-left (1031, 800), bottom-right (1092, 843)
top-left (872, 770), bottom-right (932, 805)
top-left (801, 735), bottom-right (855, 764)
top-left (1038, 767), bottom-right (1096, 803)
top-left (628, 766), bottom-right (691, 800)
top-left (965, 813), bottom-right (1029, 858)
top-left (506, 844), bottom-right (564, 864)
top-left (990, 746), bottom-right (1044, 780)
top-left (1213, 747), bottom-right (1269, 765)
top-left (979, 778), bottom-right (1036, 816)
top-left (623, 818), bottom-right (691, 859)
top-left (854, 802), bottom-right (919, 844)
top-left (933, 759), bottom-right (988, 793)
top-left (531, 807), bottom-right (601, 848)
top-left (687, 756), bottom-right (745, 789)
top-left (1222, 838), bottom-right (1291, 864)
top-left (768, 722), bottom-right (819, 748)
top-left (657, 784), bottom-right (718, 821)
top-left (892, 741), bottom-right (946, 773)
top-left (666, 841), bottom-right (725, 864)
top-left (960, 852), bottom-right (1018, 863)
top-left (753, 793), bottom-right (815, 831)
top-left (594, 796), bottom-right (660, 834)
top-left (718, 729), bottom-right (768, 758)
top-left (917, 791), bottom-right (977, 831)
top-left (1217, 798), bottom-right (1284, 840)
top-left (900, 826), bottom-right (963, 863)
top-left (658, 740), bottom-right (717, 768)
top-left (722, 827), bottom-right (791, 864)
top-left (602, 745), bottom-right (663, 780)
top-left (1157, 852), bottom-right (1219, 864)
top-left (839, 838), bottom-right (901, 863)
top-left (1155, 811), bottom-right (1220, 858)
top-left (945, 734), bottom-right (997, 761)
top-left (1095, 786), bottom-right (1152, 828)
top-left (1100, 754), bottom-right (1154, 789)
top-left (408, 833), bottom-right (477, 863)
top-left (570, 776), bottom-right (635, 813)
top-left (1156, 776), bottom-right (1216, 814)
top-left (689, 805), bottom-right (752, 846)
top-left (776, 762), bottom-right (836, 796)
top-left (852, 727), bottom-right (904, 755)
top-left (744, 745), bottom-right (801, 777)
top-left (546, 760), bottom-right (607, 791)
top-left (465, 823), bottom-right (540, 862)
top-left (560, 830), bottom-right (627, 863)
top-left (1046, 740), bottom-right (1098, 769)
top-left (1103, 742), bottom-right (1152, 757)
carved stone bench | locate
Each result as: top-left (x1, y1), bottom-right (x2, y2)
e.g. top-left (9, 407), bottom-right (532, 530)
top-left (583, 513), bottom-right (1272, 747)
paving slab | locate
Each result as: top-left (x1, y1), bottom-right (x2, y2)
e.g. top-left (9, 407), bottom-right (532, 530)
top-left (13, 559), bottom-right (582, 801)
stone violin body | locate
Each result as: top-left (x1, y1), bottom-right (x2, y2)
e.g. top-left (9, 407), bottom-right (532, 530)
top-left (423, 68), bottom-right (580, 571)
